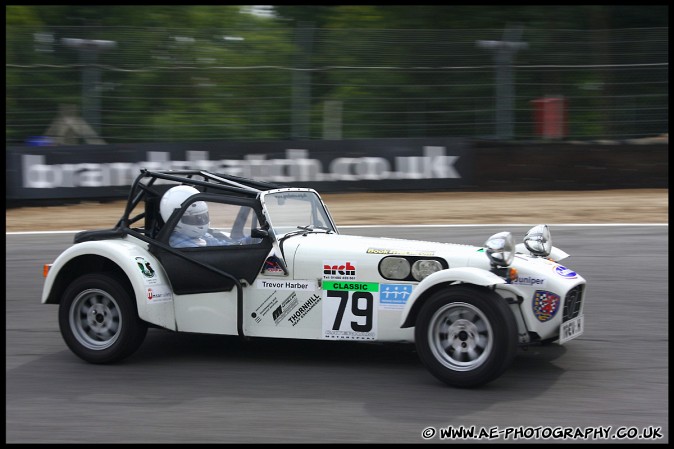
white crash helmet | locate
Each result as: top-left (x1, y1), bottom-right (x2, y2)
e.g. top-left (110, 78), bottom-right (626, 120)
top-left (160, 185), bottom-right (210, 239)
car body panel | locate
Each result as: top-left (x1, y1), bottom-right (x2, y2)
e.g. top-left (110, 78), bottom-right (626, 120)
top-left (493, 255), bottom-right (586, 340)
top-left (42, 236), bottom-right (177, 331)
top-left (42, 226), bottom-right (586, 343)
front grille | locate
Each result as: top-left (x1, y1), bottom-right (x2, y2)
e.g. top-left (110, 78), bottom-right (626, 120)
top-left (563, 284), bottom-right (584, 321)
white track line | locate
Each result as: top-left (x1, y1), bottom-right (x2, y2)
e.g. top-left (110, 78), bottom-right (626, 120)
top-left (6, 223), bottom-right (668, 236)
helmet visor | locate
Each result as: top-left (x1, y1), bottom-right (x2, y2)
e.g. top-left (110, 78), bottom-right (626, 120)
top-left (181, 211), bottom-right (210, 226)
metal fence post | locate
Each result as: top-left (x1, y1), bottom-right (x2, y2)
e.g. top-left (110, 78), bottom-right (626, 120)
top-left (292, 22), bottom-right (314, 140)
top-left (477, 26), bottom-right (527, 140)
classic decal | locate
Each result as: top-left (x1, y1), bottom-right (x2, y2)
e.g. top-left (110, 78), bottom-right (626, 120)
top-left (255, 280), bottom-right (317, 291)
top-left (367, 248), bottom-right (435, 256)
top-left (532, 290), bottom-right (561, 322)
top-left (379, 284), bottom-right (413, 310)
top-left (322, 284), bottom-right (379, 340)
top-left (146, 285), bottom-right (173, 303)
top-left (322, 281), bottom-right (378, 292)
top-left (323, 260), bottom-right (356, 280)
top-left (554, 264), bottom-right (577, 279)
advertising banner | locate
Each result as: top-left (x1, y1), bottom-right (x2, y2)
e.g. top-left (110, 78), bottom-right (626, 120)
top-left (6, 138), bottom-right (471, 201)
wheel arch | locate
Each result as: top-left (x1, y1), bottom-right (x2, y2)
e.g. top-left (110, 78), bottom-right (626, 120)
top-left (400, 267), bottom-right (507, 328)
top-left (42, 241), bottom-right (176, 330)
top-left (43, 254), bottom-right (133, 305)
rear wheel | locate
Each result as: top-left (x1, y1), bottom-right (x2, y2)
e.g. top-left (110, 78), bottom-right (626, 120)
top-left (59, 273), bottom-right (147, 363)
top-left (415, 286), bottom-right (517, 388)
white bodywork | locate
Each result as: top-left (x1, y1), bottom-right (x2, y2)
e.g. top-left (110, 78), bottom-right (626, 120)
top-left (42, 236), bottom-right (177, 331)
top-left (43, 232), bottom-right (585, 344)
top-left (42, 187), bottom-right (585, 345)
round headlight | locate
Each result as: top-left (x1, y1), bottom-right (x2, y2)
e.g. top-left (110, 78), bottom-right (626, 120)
top-left (380, 257), bottom-right (411, 280)
top-left (485, 231), bottom-right (515, 267)
top-left (411, 259), bottom-right (443, 281)
top-left (524, 224), bottom-right (552, 257)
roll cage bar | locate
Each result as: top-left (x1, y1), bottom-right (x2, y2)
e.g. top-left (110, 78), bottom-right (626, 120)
top-left (118, 169), bottom-right (286, 232)
top-left (74, 169), bottom-right (287, 341)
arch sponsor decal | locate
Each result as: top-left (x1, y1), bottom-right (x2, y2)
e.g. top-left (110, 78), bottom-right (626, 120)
top-left (323, 260), bottom-right (356, 281)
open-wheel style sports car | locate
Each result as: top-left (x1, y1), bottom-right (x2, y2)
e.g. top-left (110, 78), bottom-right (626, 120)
top-left (41, 169), bottom-right (586, 388)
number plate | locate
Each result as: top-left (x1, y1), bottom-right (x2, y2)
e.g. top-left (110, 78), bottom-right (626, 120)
top-left (558, 315), bottom-right (583, 344)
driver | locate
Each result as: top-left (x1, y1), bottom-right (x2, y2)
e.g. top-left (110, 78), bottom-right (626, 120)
top-left (160, 185), bottom-right (234, 248)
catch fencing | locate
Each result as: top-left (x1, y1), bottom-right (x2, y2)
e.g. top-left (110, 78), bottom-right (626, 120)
top-left (6, 26), bottom-right (668, 146)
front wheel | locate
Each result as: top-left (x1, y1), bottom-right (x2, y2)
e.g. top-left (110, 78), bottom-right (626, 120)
top-left (415, 286), bottom-right (517, 388)
top-left (59, 273), bottom-right (148, 364)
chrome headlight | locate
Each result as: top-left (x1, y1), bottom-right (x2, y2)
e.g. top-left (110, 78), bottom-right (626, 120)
top-left (485, 231), bottom-right (515, 267)
top-left (379, 257), bottom-right (411, 280)
top-left (411, 259), bottom-right (443, 281)
top-left (524, 224), bottom-right (552, 257)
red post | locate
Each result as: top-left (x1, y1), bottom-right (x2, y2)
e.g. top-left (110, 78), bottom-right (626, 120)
top-left (531, 97), bottom-right (566, 139)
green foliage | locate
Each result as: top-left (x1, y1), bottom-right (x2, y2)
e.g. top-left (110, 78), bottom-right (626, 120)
top-left (5, 6), bottom-right (668, 144)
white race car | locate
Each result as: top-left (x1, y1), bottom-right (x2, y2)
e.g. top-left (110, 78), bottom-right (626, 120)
top-left (41, 169), bottom-right (585, 388)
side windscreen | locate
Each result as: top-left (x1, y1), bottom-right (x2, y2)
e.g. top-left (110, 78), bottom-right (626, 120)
top-left (169, 201), bottom-right (262, 248)
top-left (263, 191), bottom-right (335, 236)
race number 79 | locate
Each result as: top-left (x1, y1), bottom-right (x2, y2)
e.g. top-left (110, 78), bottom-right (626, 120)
top-left (328, 290), bottom-right (373, 332)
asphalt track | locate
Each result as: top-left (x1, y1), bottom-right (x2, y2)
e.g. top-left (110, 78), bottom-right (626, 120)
top-left (5, 225), bottom-right (669, 443)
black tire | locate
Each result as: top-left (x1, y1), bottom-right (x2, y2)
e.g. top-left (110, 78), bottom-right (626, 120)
top-left (58, 273), bottom-right (148, 364)
top-left (414, 286), bottom-right (518, 388)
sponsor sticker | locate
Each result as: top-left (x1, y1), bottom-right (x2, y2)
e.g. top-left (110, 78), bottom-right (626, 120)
top-left (287, 293), bottom-right (321, 327)
top-left (136, 256), bottom-right (160, 285)
top-left (532, 290), bottom-right (561, 322)
top-left (262, 256), bottom-right (286, 276)
top-left (323, 260), bottom-right (357, 280)
top-left (251, 290), bottom-right (279, 324)
top-left (509, 275), bottom-right (545, 286)
top-left (366, 248), bottom-right (435, 256)
top-left (146, 285), bottom-right (173, 303)
top-left (554, 264), bottom-right (577, 279)
top-left (272, 292), bottom-right (299, 325)
top-left (379, 284), bottom-right (413, 310)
